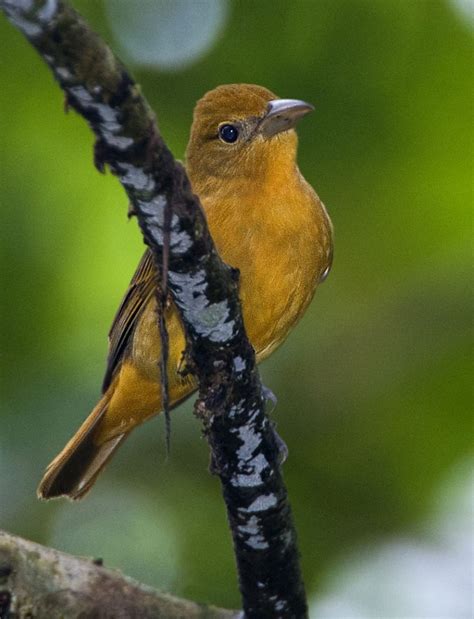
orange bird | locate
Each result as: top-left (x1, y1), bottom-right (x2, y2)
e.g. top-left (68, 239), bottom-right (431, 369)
top-left (38, 84), bottom-right (333, 500)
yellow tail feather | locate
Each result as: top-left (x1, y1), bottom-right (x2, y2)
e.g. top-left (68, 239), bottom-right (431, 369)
top-left (37, 395), bottom-right (126, 501)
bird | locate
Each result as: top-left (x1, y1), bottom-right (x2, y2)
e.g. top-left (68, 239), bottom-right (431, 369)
top-left (37, 84), bottom-right (333, 500)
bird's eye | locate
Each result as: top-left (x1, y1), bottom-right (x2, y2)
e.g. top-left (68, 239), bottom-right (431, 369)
top-left (219, 124), bottom-right (239, 144)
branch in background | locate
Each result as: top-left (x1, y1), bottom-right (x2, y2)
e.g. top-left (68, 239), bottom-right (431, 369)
top-left (0, 530), bottom-right (236, 619)
top-left (0, 1), bottom-right (308, 616)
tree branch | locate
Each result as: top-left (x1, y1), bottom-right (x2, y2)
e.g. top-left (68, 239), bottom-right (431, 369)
top-left (1, 1), bottom-right (308, 616)
top-left (0, 530), bottom-right (236, 618)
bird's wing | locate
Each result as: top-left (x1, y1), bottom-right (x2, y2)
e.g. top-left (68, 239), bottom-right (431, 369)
top-left (102, 249), bottom-right (156, 393)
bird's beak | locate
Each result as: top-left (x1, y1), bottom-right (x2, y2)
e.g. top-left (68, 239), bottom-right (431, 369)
top-left (259, 99), bottom-right (314, 138)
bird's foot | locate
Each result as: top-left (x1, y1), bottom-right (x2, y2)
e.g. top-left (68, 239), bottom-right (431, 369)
top-left (230, 265), bottom-right (240, 283)
top-left (177, 347), bottom-right (194, 378)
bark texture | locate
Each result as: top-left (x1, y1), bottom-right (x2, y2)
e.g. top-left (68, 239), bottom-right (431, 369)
top-left (0, 530), bottom-right (237, 619)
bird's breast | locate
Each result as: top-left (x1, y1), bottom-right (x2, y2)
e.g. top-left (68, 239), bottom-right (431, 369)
top-left (203, 173), bottom-right (332, 360)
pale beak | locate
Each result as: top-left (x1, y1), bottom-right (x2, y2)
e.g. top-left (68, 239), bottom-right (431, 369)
top-left (259, 99), bottom-right (314, 137)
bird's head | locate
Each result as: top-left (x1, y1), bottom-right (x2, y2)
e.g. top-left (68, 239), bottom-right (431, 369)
top-left (185, 84), bottom-right (314, 188)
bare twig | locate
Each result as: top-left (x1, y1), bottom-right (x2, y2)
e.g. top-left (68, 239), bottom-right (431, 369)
top-left (0, 1), bottom-right (308, 616)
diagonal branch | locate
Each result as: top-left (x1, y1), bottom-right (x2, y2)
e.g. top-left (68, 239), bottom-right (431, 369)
top-left (1, 1), bottom-right (308, 616)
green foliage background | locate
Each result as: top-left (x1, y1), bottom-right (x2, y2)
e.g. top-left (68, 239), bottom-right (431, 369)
top-left (1, 0), bottom-right (472, 612)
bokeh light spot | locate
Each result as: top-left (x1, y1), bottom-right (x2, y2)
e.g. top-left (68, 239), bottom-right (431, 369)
top-left (105, 0), bottom-right (229, 70)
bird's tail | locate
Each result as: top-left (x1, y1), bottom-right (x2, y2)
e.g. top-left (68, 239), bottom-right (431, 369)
top-left (37, 394), bottom-right (126, 501)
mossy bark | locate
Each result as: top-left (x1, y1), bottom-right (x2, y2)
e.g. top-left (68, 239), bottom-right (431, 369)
top-left (0, 531), bottom-right (236, 619)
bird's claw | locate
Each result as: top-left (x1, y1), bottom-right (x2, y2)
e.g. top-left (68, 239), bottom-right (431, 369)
top-left (177, 347), bottom-right (194, 377)
top-left (230, 266), bottom-right (240, 283)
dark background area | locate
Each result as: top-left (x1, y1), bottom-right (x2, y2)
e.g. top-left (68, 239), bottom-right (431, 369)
top-left (1, 1), bottom-right (472, 616)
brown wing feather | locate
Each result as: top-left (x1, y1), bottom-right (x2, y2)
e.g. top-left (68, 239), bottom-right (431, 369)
top-left (102, 249), bottom-right (157, 392)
